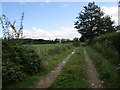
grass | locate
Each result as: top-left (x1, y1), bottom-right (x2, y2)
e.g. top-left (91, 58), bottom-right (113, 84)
top-left (49, 46), bottom-right (88, 88)
top-left (31, 43), bottom-right (72, 51)
top-left (31, 43), bottom-right (73, 58)
top-left (5, 44), bottom-right (74, 88)
top-left (86, 46), bottom-right (120, 88)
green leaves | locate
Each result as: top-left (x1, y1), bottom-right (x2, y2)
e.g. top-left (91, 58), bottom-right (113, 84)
top-left (74, 2), bottom-right (115, 41)
top-left (2, 39), bottom-right (42, 85)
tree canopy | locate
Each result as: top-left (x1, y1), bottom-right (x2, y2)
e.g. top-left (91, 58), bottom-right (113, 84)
top-left (74, 2), bottom-right (116, 41)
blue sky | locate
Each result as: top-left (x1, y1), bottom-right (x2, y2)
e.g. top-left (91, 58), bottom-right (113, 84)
top-left (1, 1), bottom-right (118, 40)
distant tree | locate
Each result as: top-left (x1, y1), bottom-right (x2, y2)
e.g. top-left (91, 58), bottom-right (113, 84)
top-left (0, 12), bottom-right (24, 39)
top-left (74, 2), bottom-right (115, 41)
top-left (54, 38), bottom-right (61, 43)
top-left (116, 25), bottom-right (120, 32)
top-left (73, 37), bottom-right (80, 47)
top-left (65, 38), bottom-right (71, 43)
top-left (73, 37), bottom-right (79, 42)
top-left (61, 39), bottom-right (65, 43)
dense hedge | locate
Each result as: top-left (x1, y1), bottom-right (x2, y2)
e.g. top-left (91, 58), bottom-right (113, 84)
top-left (2, 39), bottom-right (42, 84)
top-left (90, 32), bottom-right (120, 65)
top-left (93, 32), bottom-right (120, 53)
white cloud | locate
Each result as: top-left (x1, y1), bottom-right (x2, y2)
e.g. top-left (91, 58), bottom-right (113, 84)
top-left (101, 6), bottom-right (118, 25)
top-left (45, 0), bottom-right (50, 3)
top-left (23, 27), bottom-right (81, 40)
top-left (61, 4), bottom-right (68, 8)
top-left (40, 3), bottom-right (44, 6)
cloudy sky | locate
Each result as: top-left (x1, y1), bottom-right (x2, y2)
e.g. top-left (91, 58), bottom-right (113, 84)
top-left (1, 0), bottom-right (118, 40)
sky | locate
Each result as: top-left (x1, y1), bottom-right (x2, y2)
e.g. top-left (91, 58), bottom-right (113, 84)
top-left (1, 0), bottom-right (118, 40)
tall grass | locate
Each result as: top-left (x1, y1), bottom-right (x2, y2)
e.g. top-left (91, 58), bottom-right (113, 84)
top-left (31, 44), bottom-right (73, 59)
top-left (86, 46), bottom-right (120, 87)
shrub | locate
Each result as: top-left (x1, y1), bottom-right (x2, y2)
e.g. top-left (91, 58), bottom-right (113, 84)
top-left (92, 32), bottom-right (120, 54)
top-left (2, 39), bottom-right (42, 85)
top-left (73, 42), bottom-right (80, 47)
top-left (2, 61), bottom-right (26, 83)
top-left (91, 32), bottom-right (120, 64)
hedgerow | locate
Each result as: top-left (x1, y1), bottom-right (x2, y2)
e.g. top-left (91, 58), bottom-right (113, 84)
top-left (91, 32), bottom-right (120, 64)
top-left (2, 39), bottom-right (42, 85)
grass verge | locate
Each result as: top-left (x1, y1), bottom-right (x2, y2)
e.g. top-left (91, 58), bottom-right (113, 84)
top-left (49, 46), bottom-right (88, 88)
top-left (5, 47), bottom-right (74, 88)
top-left (86, 46), bottom-right (120, 88)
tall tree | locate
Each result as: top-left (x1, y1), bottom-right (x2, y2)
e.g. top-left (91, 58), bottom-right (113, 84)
top-left (74, 2), bottom-right (115, 41)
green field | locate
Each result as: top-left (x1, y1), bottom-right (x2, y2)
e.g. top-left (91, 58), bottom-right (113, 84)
top-left (31, 43), bottom-right (73, 58)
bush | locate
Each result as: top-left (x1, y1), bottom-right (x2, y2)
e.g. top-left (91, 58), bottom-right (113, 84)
top-left (92, 32), bottom-right (120, 54)
top-left (90, 32), bottom-right (120, 65)
top-left (73, 42), bottom-right (80, 47)
top-left (2, 61), bottom-right (26, 83)
top-left (2, 39), bottom-right (42, 85)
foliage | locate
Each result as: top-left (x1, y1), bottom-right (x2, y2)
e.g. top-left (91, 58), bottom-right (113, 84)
top-left (72, 37), bottom-right (80, 47)
top-left (2, 39), bottom-right (42, 85)
top-left (92, 32), bottom-right (120, 55)
top-left (0, 12), bottom-right (24, 39)
top-left (74, 2), bottom-right (115, 41)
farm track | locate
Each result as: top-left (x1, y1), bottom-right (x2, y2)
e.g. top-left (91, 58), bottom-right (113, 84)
top-left (84, 48), bottom-right (104, 88)
top-left (33, 48), bottom-right (77, 88)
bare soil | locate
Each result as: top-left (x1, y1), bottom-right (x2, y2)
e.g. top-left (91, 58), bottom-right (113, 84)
top-left (84, 48), bottom-right (104, 88)
top-left (33, 48), bottom-right (77, 88)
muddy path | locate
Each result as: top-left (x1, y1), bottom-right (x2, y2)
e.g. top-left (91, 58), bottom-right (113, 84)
top-left (84, 48), bottom-right (104, 88)
top-left (33, 48), bottom-right (77, 88)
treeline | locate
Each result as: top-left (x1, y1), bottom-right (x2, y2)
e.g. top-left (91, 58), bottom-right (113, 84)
top-left (22, 38), bottom-right (73, 44)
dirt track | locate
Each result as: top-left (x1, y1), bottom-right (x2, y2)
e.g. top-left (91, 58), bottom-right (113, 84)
top-left (84, 48), bottom-right (103, 88)
top-left (33, 48), bottom-right (77, 88)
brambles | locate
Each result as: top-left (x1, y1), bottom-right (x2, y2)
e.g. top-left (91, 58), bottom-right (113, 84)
top-left (2, 39), bottom-right (42, 85)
